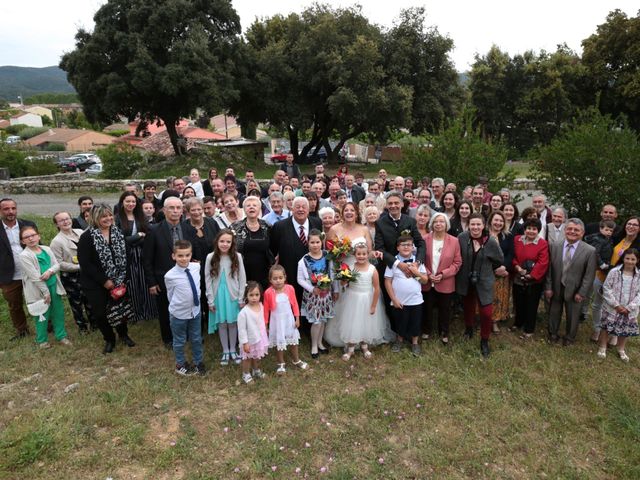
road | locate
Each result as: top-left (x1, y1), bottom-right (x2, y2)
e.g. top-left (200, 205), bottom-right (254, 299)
top-left (9, 193), bottom-right (121, 216)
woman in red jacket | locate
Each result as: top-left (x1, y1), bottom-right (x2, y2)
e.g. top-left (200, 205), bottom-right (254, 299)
top-left (511, 218), bottom-right (550, 339)
top-left (423, 212), bottom-right (462, 345)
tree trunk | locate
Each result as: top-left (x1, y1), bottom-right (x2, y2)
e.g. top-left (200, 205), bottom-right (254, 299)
top-left (163, 117), bottom-right (181, 155)
top-left (288, 126), bottom-right (299, 163)
top-left (241, 121), bottom-right (257, 140)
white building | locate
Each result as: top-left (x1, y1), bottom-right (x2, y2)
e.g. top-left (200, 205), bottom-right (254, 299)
top-left (10, 112), bottom-right (43, 128)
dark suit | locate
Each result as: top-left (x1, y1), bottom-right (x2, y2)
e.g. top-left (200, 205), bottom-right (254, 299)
top-left (143, 220), bottom-right (184, 344)
top-left (72, 214), bottom-right (88, 230)
top-left (345, 185), bottom-right (365, 205)
top-left (1, 218), bottom-right (36, 334)
top-left (270, 216), bottom-right (322, 306)
top-left (545, 239), bottom-right (597, 342)
top-left (280, 162), bottom-right (302, 180)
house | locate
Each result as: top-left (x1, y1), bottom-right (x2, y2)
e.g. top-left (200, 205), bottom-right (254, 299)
top-left (26, 128), bottom-right (114, 151)
top-left (134, 127), bottom-right (226, 156)
top-left (209, 114), bottom-right (242, 139)
top-left (23, 106), bottom-right (53, 120)
top-left (10, 112), bottom-right (43, 128)
top-left (0, 119), bottom-right (10, 129)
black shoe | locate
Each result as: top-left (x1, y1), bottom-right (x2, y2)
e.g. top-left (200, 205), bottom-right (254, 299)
top-left (103, 341), bottom-right (115, 354)
top-left (464, 327), bottom-right (473, 339)
top-left (579, 313), bottom-right (586, 324)
top-left (10, 330), bottom-right (29, 342)
top-left (318, 347), bottom-right (330, 355)
top-left (78, 326), bottom-right (90, 335)
top-left (193, 363), bottom-right (206, 376)
top-left (311, 352), bottom-right (319, 359)
top-left (121, 335), bottom-right (136, 347)
top-left (480, 339), bottom-right (490, 358)
top-left (164, 342), bottom-right (173, 351)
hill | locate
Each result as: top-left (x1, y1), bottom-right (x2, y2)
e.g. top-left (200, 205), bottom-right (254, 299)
top-left (0, 66), bottom-right (75, 101)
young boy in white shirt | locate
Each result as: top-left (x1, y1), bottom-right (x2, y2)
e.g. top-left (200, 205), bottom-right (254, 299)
top-left (164, 240), bottom-right (205, 376)
top-left (384, 235), bottom-right (429, 356)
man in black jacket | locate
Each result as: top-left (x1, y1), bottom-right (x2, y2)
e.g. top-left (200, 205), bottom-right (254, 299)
top-left (344, 174), bottom-right (365, 204)
top-left (0, 198), bottom-right (36, 340)
top-left (279, 153), bottom-right (302, 180)
top-left (143, 196), bottom-right (184, 348)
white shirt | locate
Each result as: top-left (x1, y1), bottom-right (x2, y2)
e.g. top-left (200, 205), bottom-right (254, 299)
top-left (293, 218), bottom-right (310, 241)
top-left (3, 221), bottom-right (22, 280)
top-left (189, 181), bottom-right (205, 198)
top-left (384, 257), bottom-right (426, 306)
top-left (164, 262), bottom-right (201, 319)
top-left (431, 238), bottom-right (444, 274)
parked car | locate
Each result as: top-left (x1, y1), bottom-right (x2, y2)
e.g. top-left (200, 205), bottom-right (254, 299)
top-left (58, 155), bottom-right (98, 172)
top-left (85, 163), bottom-right (103, 176)
top-left (4, 136), bottom-right (21, 144)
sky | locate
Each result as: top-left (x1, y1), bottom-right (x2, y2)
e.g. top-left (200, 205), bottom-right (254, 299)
top-left (0, 0), bottom-right (637, 71)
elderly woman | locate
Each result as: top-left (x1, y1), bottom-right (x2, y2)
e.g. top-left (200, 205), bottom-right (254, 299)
top-left (78, 204), bottom-right (135, 354)
top-left (231, 196), bottom-right (274, 289)
top-left (520, 207), bottom-right (545, 239)
top-left (50, 211), bottom-right (92, 332)
top-left (216, 192), bottom-right (245, 229)
top-left (487, 210), bottom-right (514, 332)
top-left (115, 191), bottom-right (155, 323)
top-left (423, 212), bottom-right (462, 345)
top-left (456, 213), bottom-right (504, 357)
top-left (364, 206), bottom-right (380, 241)
top-left (319, 207), bottom-right (337, 236)
top-left (511, 218), bottom-right (549, 339)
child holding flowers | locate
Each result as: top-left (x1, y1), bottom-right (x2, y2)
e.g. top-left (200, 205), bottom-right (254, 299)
top-left (297, 229), bottom-right (338, 358)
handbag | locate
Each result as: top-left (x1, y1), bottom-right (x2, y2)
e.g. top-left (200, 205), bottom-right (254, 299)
top-left (106, 296), bottom-right (133, 327)
top-left (110, 284), bottom-right (127, 300)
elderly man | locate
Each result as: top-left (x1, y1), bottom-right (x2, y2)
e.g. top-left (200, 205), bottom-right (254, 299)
top-left (585, 204), bottom-right (621, 236)
top-left (375, 193), bottom-right (426, 322)
top-left (546, 208), bottom-right (567, 243)
top-left (262, 182), bottom-right (283, 211)
top-left (430, 177), bottom-right (445, 209)
top-left (263, 192), bottom-right (292, 225)
top-left (410, 188), bottom-right (435, 219)
top-left (385, 176), bottom-right (405, 198)
top-left (328, 183), bottom-right (342, 209)
top-left (72, 195), bottom-right (93, 230)
top-left (144, 196), bottom-right (186, 348)
top-left (0, 198), bottom-right (36, 340)
top-left (532, 194), bottom-right (553, 225)
top-left (279, 153), bottom-right (302, 180)
top-left (344, 174), bottom-right (365, 204)
top-left (312, 182), bottom-right (331, 208)
top-left (270, 196), bottom-right (322, 306)
top-left (545, 218), bottom-right (596, 345)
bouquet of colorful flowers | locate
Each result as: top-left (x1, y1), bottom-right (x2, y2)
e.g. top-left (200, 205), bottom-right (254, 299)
top-left (325, 236), bottom-right (352, 262)
top-left (310, 272), bottom-right (332, 291)
top-left (335, 262), bottom-right (360, 286)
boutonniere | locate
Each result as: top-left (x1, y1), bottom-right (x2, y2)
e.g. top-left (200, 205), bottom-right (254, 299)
top-left (401, 229), bottom-right (411, 237)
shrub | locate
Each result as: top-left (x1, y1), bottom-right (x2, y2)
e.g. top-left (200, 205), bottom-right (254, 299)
top-left (4, 124), bottom-right (28, 135)
top-left (398, 110), bottom-right (512, 192)
top-left (100, 143), bottom-right (146, 179)
top-left (0, 145), bottom-right (58, 177)
top-left (105, 129), bottom-right (130, 137)
top-left (17, 127), bottom-right (48, 139)
top-left (532, 108), bottom-right (640, 222)
top-left (46, 143), bottom-right (66, 151)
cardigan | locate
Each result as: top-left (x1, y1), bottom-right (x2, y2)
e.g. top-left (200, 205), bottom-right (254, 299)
top-left (296, 252), bottom-right (339, 294)
top-left (237, 305), bottom-right (266, 345)
top-left (50, 229), bottom-right (84, 273)
top-left (512, 235), bottom-right (549, 283)
top-left (602, 266), bottom-right (640, 321)
top-left (263, 284), bottom-right (299, 324)
top-left (19, 246), bottom-right (66, 303)
top-left (455, 232), bottom-right (504, 306)
top-left (204, 252), bottom-right (247, 307)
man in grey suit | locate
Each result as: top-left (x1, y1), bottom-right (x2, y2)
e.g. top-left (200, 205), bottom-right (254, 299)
top-left (544, 218), bottom-right (597, 345)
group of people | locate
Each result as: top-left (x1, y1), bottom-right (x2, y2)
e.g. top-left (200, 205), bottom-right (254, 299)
top-left (1, 163), bottom-right (638, 382)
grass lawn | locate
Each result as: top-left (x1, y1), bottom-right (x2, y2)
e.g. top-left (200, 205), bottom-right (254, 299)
top-left (1, 216), bottom-right (638, 479)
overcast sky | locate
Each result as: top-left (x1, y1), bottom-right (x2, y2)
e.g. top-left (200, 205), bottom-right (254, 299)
top-left (0, 0), bottom-right (637, 71)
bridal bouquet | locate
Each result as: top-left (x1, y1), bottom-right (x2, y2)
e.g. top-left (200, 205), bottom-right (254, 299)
top-left (335, 262), bottom-right (360, 286)
top-left (325, 236), bottom-right (352, 262)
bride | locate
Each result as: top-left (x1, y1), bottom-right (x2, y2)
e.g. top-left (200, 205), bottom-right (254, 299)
top-left (325, 202), bottom-right (379, 267)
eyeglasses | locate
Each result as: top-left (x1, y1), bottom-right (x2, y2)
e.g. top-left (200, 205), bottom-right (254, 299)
top-left (399, 242), bottom-right (413, 247)
top-left (628, 223), bottom-right (640, 227)
top-left (22, 233), bottom-right (38, 240)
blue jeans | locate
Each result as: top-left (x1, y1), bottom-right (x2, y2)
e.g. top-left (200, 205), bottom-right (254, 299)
top-left (170, 313), bottom-right (203, 366)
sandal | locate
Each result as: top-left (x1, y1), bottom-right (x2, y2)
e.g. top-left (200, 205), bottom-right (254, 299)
top-left (276, 363), bottom-right (286, 375)
top-left (441, 337), bottom-right (449, 346)
top-left (618, 350), bottom-right (629, 363)
top-left (361, 344), bottom-right (373, 359)
top-left (292, 360), bottom-right (309, 370)
top-left (342, 347), bottom-right (355, 362)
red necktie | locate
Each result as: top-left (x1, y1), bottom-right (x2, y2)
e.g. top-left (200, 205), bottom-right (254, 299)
top-left (299, 225), bottom-right (307, 246)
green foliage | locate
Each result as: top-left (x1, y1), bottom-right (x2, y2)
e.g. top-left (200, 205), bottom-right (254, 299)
top-left (4, 124), bottom-right (28, 135)
top-left (60, 0), bottom-right (242, 155)
top-left (582, 9), bottom-right (640, 131)
top-left (0, 98), bottom-right (8, 109)
top-left (41, 115), bottom-right (52, 126)
top-left (0, 145), bottom-right (59, 177)
top-left (104, 129), bottom-right (130, 137)
top-left (24, 93), bottom-right (79, 105)
top-left (45, 143), bottom-right (66, 152)
top-left (100, 143), bottom-right (146, 179)
top-left (16, 127), bottom-right (48, 139)
top-left (398, 110), bottom-right (509, 191)
top-left (532, 108), bottom-right (640, 221)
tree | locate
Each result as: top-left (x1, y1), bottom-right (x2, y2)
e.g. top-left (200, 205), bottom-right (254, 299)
top-left (60, 0), bottom-right (241, 155)
top-left (383, 7), bottom-right (464, 135)
top-left (532, 108), bottom-right (640, 221)
top-left (398, 109), bottom-right (509, 190)
top-left (582, 9), bottom-right (640, 131)
top-left (231, 5), bottom-right (413, 163)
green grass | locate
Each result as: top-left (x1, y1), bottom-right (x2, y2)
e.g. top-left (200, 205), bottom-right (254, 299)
top-left (1, 216), bottom-right (638, 479)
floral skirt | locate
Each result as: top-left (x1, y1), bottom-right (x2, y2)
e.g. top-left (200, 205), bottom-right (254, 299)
top-left (302, 289), bottom-right (335, 324)
top-left (601, 310), bottom-right (639, 337)
top-left (492, 276), bottom-right (511, 322)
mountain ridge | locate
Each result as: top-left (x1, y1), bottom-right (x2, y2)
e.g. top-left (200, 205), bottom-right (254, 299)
top-left (0, 66), bottom-right (75, 101)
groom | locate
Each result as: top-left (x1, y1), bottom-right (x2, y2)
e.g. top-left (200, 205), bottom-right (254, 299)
top-left (375, 193), bottom-right (426, 322)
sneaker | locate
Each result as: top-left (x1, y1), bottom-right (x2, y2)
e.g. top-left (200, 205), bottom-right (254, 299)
top-left (242, 373), bottom-right (253, 384)
top-left (38, 342), bottom-right (51, 349)
top-left (411, 344), bottom-right (422, 357)
top-left (59, 337), bottom-right (73, 346)
top-left (597, 347), bottom-right (606, 359)
top-left (229, 351), bottom-right (242, 365)
top-left (391, 341), bottom-right (402, 353)
top-left (618, 350), bottom-right (629, 363)
top-left (220, 353), bottom-right (230, 366)
top-left (175, 364), bottom-right (193, 376)
top-left (193, 363), bottom-right (207, 376)
top-left (252, 369), bottom-right (266, 379)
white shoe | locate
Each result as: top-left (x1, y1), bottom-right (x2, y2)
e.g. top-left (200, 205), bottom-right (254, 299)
top-left (60, 337), bottom-right (72, 346)
top-left (38, 342), bottom-right (51, 349)
top-left (242, 373), bottom-right (253, 384)
top-left (618, 350), bottom-right (629, 363)
top-left (597, 347), bottom-right (606, 359)
top-left (276, 363), bottom-right (286, 375)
